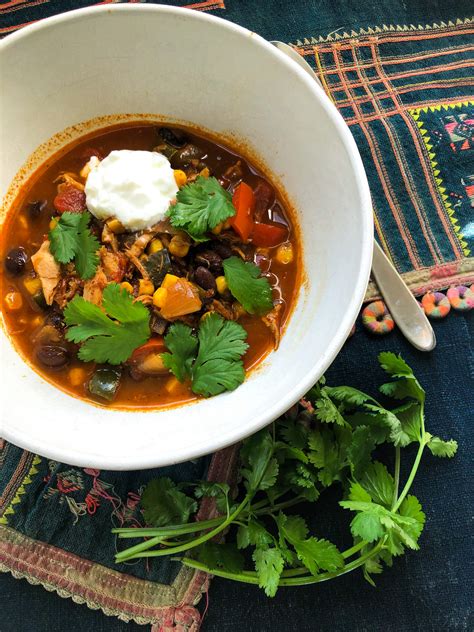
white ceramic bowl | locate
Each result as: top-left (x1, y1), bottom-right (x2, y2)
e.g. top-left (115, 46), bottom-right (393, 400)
top-left (0, 5), bottom-right (372, 469)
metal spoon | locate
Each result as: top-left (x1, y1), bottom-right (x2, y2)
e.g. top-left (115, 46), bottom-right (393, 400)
top-left (271, 40), bottom-right (436, 352)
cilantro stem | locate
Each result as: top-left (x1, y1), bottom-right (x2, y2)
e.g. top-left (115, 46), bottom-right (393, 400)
top-left (392, 446), bottom-right (401, 509)
top-left (392, 439), bottom-right (425, 513)
top-left (117, 494), bottom-right (255, 561)
top-left (113, 516), bottom-right (223, 538)
top-left (180, 543), bottom-right (382, 587)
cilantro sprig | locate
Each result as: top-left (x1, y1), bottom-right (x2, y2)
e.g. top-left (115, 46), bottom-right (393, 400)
top-left (49, 211), bottom-right (99, 279)
top-left (64, 283), bottom-right (150, 364)
top-left (167, 176), bottom-right (236, 241)
top-left (161, 313), bottom-right (248, 397)
top-left (113, 353), bottom-right (457, 596)
top-left (223, 256), bottom-right (273, 315)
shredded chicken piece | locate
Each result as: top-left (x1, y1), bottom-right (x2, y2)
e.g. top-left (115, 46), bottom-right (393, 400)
top-left (53, 276), bottom-right (83, 309)
top-left (83, 267), bottom-right (108, 305)
top-left (101, 247), bottom-right (127, 282)
top-left (102, 224), bottom-right (119, 253)
top-left (54, 172), bottom-right (84, 191)
top-left (125, 250), bottom-right (149, 279)
top-left (31, 240), bottom-right (61, 305)
top-left (262, 303), bottom-right (283, 349)
top-left (127, 232), bottom-right (155, 258)
top-left (134, 295), bottom-right (153, 305)
top-left (210, 299), bottom-right (235, 320)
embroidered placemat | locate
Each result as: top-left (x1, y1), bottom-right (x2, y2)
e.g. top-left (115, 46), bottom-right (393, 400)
top-left (1, 2), bottom-right (473, 631)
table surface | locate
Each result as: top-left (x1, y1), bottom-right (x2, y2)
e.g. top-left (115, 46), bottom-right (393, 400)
top-left (1, 312), bottom-right (472, 631)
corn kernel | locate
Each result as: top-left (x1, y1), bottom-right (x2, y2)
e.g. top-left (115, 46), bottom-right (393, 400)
top-left (161, 274), bottom-right (180, 289)
top-left (216, 276), bottom-right (228, 295)
top-left (169, 234), bottom-right (190, 258)
top-left (165, 376), bottom-right (185, 395)
top-left (148, 238), bottom-right (163, 255)
top-left (200, 311), bottom-right (213, 323)
top-left (211, 222), bottom-right (224, 235)
top-left (49, 216), bottom-right (59, 230)
top-left (276, 242), bottom-right (294, 265)
top-left (199, 167), bottom-right (210, 178)
top-left (153, 286), bottom-right (168, 309)
top-left (174, 169), bottom-right (187, 187)
top-left (120, 282), bottom-right (134, 294)
top-left (139, 279), bottom-right (154, 295)
top-left (4, 291), bottom-right (23, 311)
top-left (107, 218), bottom-right (125, 234)
top-left (68, 367), bottom-right (87, 387)
top-left (23, 277), bottom-right (42, 295)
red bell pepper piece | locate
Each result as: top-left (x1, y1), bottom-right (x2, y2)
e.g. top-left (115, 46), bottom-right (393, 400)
top-left (251, 222), bottom-right (288, 247)
top-left (53, 184), bottom-right (86, 213)
top-left (230, 182), bottom-right (255, 241)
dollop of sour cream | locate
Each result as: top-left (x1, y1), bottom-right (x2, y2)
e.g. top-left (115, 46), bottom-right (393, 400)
top-left (85, 150), bottom-right (179, 231)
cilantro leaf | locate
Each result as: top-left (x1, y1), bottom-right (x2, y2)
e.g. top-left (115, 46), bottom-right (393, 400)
top-left (197, 542), bottom-right (245, 574)
top-left (359, 461), bottom-right (394, 508)
top-left (49, 211), bottom-right (99, 279)
top-left (347, 426), bottom-right (377, 478)
top-left (314, 389), bottom-right (347, 426)
top-left (161, 323), bottom-right (198, 382)
top-left (64, 283), bottom-right (150, 364)
top-left (252, 547), bottom-right (285, 597)
top-left (427, 436), bottom-right (458, 458)
top-left (167, 176), bottom-right (235, 241)
top-left (308, 426), bottom-right (350, 487)
top-left (378, 352), bottom-right (425, 403)
top-left (223, 256), bottom-right (273, 315)
top-left (237, 519), bottom-right (274, 550)
top-left (162, 314), bottom-right (248, 397)
top-left (141, 478), bottom-right (197, 527)
top-left (241, 429), bottom-right (277, 492)
top-left (278, 513), bottom-right (344, 576)
top-left (192, 314), bottom-right (248, 396)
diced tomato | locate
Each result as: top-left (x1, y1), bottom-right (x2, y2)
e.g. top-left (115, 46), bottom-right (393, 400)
top-left (251, 222), bottom-right (288, 247)
top-left (53, 184), bottom-right (86, 213)
top-left (130, 337), bottom-right (166, 363)
top-left (230, 182), bottom-right (255, 241)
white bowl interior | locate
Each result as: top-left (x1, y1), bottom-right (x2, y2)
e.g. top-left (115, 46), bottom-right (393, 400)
top-left (0, 6), bottom-right (372, 469)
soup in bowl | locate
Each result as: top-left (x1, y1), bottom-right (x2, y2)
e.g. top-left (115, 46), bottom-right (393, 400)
top-left (0, 5), bottom-right (372, 469)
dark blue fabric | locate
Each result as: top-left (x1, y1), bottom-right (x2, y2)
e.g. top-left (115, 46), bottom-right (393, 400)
top-left (1, 312), bottom-right (472, 631)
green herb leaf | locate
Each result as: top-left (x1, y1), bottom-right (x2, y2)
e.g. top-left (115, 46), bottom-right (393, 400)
top-left (49, 211), bottom-right (99, 279)
top-left (314, 389), bottom-right (347, 426)
top-left (167, 176), bottom-right (235, 241)
top-left (162, 323), bottom-right (198, 382)
top-left (64, 283), bottom-right (150, 364)
top-left (196, 542), bottom-right (245, 574)
top-left (241, 429), bottom-right (277, 492)
top-left (161, 314), bottom-right (248, 397)
top-left (359, 461), bottom-right (394, 508)
top-left (252, 547), bottom-right (285, 597)
top-left (237, 519), bottom-right (274, 550)
top-left (426, 436), bottom-right (458, 458)
top-left (223, 256), bottom-right (273, 315)
top-left (141, 478), bottom-right (198, 527)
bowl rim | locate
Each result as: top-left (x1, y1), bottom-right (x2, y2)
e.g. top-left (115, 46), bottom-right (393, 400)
top-left (0, 3), bottom-right (373, 469)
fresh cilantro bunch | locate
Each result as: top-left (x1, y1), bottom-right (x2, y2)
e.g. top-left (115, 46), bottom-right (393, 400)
top-left (223, 256), bottom-right (274, 315)
top-left (113, 353), bottom-right (457, 596)
top-left (167, 176), bottom-right (236, 241)
top-left (161, 313), bottom-right (248, 396)
top-left (49, 211), bottom-right (99, 279)
top-left (64, 283), bottom-right (151, 364)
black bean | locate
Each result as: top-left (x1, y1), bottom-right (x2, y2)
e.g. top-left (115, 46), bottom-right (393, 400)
top-left (194, 266), bottom-right (217, 291)
top-left (211, 242), bottom-right (233, 260)
top-left (4, 247), bottom-right (28, 276)
top-left (195, 250), bottom-right (223, 274)
top-left (171, 144), bottom-right (206, 168)
top-left (27, 199), bottom-right (47, 219)
top-left (36, 345), bottom-right (69, 368)
top-left (158, 127), bottom-right (188, 148)
top-left (44, 310), bottom-right (66, 331)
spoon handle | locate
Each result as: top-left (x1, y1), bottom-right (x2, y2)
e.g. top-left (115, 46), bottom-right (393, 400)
top-left (372, 242), bottom-right (435, 351)
top-left (271, 40), bottom-right (436, 351)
